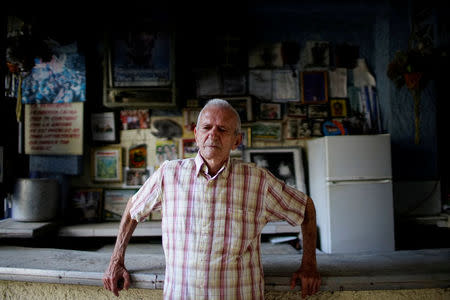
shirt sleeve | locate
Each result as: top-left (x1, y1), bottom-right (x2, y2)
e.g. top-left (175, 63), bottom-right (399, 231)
top-left (129, 161), bottom-right (166, 222)
top-left (264, 170), bottom-right (308, 227)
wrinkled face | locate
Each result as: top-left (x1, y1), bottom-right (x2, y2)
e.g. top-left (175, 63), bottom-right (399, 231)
top-left (194, 106), bottom-right (242, 163)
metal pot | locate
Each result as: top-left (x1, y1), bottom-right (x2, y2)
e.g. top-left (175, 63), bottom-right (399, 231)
top-left (12, 178), bottom-right (59, 222)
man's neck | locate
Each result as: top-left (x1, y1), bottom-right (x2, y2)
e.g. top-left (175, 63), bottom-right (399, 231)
top-left (203, 156), bottom-right (228, 177)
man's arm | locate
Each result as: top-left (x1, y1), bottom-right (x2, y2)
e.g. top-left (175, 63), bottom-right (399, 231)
top-left (103, 198), bottom-right (138, 297)
top-left (290, 196), bottom-right (321, 298)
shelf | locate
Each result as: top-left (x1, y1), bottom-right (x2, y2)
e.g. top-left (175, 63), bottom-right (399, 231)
top-left (0, 218), bottom-right (58, 238)
top-left (58, 221), bottom-right (300, 237)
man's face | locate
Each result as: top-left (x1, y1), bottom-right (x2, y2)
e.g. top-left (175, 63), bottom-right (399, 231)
top-left (194, 106), bottom-right (242, 163)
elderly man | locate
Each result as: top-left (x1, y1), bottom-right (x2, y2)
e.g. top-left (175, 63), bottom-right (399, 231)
top-left (103, 99), bottom-right (321, 299)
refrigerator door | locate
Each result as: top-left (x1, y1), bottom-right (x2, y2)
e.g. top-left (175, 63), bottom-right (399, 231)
top-left (325, 134), bottom-right (392, 181)
top-left (326, 180), bottom-right (395, 253)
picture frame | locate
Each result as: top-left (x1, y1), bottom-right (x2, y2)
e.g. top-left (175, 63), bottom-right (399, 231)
top-left (285, 118), bottom-right (312, 139)
top-left (69, 188), bottom-right (103, 223)
top-left (91, 146), bottom-right (123, 182)
top-left (231, 126), bottom-right (251, 157)
top-left (287, 102), bottom-right (308, 118)
top-left (259, 102), bottom-right (282, 120)
top-left (91, 112), bottom-right (118, 143)
top-left (103, 188), bottom-right (138, 221)
top-left (243, 147), bottom-right (306, 192)
top-left (301, 71), bottom-right (328, 104)
top-left (329, 98), bottom-right (349, 118)
top-left (310, 119), bottom-right (325, 137)
top-left (119, 109), bottom-right (151, 130)
top-left (124, 167), bottom-right (152, 187)
top-left (103, 24), bottom-right (176, 108)
top-left (129, 144), bottom-right (147, 169)
top-left (181, 139), bottom-right (198, 159)
top-left (251, 122), bottom-right (282, 142)
top-left (224, 96), bottom-right (253, 122)
top-left (182, 108), bottom-right (201, 138)
top-left (308, 104), bottom-right (329, 119)
top-left (155, 139), bottom-right (178, 167)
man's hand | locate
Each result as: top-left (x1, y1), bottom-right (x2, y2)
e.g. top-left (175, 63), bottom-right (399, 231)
top-left (290, 264), bottom-right (321, 298)
top-left (103, 261), bottom-right (131, 297)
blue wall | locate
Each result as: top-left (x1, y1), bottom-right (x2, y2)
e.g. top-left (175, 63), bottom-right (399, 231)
top-left (247, 1), bottom-right (439, 180)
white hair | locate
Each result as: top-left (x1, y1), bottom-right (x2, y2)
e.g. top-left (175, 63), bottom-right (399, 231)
top-left (197, 98), bottom-right (241, 134)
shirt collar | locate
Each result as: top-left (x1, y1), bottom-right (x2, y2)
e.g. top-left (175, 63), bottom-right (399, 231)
top-left (194, 153), bottom-right (231, 179)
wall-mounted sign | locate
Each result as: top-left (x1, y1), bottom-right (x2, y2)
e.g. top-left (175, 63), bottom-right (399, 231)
top-left (24, 102), bottom-right (83, 155)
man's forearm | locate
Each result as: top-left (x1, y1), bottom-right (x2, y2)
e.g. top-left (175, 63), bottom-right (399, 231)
top-left (110, 199), bottom-right (138, 265)
top-left (300, 197), bottom-right (318, 268)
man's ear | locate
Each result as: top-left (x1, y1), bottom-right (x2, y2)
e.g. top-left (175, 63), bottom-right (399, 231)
top-left (232, 133), bottom-right (243, 150)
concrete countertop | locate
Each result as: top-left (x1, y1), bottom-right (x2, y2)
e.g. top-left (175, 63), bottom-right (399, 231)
top-left (0, 244), bottom-right (449, 292)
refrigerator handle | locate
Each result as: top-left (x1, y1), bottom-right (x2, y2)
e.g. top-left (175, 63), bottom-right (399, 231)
top-left (328, 179), bottom-right (392, 185)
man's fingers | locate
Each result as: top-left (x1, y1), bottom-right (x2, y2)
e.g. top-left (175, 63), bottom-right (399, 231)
top-left (290, 272), bottom-right (298, 289)
top-left (123, 271), bottom-right (131, 290)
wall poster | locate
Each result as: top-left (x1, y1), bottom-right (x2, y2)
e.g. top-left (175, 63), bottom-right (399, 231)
top-left (24, 102), bottom-right (83, 155)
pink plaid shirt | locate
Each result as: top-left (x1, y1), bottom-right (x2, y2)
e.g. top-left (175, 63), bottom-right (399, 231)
top-left (130, 154), bottom-right (307, 300)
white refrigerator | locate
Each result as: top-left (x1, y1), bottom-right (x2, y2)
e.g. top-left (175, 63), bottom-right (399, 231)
top-left (307, 134), bottom-right (395, 253)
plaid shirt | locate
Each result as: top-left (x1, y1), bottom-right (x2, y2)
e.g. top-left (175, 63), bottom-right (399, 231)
top-left (130, 154), bottom-right (307, 300)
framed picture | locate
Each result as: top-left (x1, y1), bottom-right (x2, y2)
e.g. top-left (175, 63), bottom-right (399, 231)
top-left (182, 108), bottom-right (201, 138)
top-left (285, 118), bottom-right (312, 139)
top-left (119, 109), bottom-right (150, 130)
top-left (259, 102), bottom-right (282, 120)
top-left (103, 189), bottom-right (138, 221)
top-left (129, 144), bottom-right (147, 168)
top-left (287, 102), bottom-right (308, 118)
top-left (224, 96), bottom-right (253, 122)
top-left (308, 104), bottom-right (329, 119)
top-left (103, 24), bottom-right (176, 108)
top-left (69, 188), bottom-right (103, 223)
top-left (310, 119), bottom-right (325, 137)
top-left (91, 112), bottom-right (118, 143)
top-left (124, 167), bottom-right (152, 187)
top-left (243, 147), bottom-right (306, 192)
top-left (301, 71), bottom-right (328, 104)
top-left (91, 146), bottom-right (123, 182)
top-left (329, 98), bottom-right (349, 118)
top-left (181, 139), bottom-right (198, 159)
top-left (155, 139), bottom-right (178, 167)
top-left (231, 126), bottom-right (252, 156)
top-left (251, 122), bottom-right (282, 142)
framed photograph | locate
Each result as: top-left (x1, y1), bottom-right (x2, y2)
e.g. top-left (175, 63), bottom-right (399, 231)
top-left (125, 167), bottom-right (152, 187)
top-left (103, 189), bottom-right (138, 221)
top-left (308, 104), bottom-right (329, 118)
top-left (224, 96), bottom-right (253, 122)
top-left (285, 118), bottom-right (312, 139)
top-left (119, 109), bottom-right (150, 130)
top-left (69, 188), bottom-right (103, 223)
top-left (259, 103), bottom-right (282, 120)
top-left (231, 126), bottom-right (251, 156)
top-left (129, 144), bottom-right (147, 168)
top-left (329, 98), bottom-right (349, 118)
top-left (182, 139), bottom-right (198, 159)
top-left (182, 108), bottom-right (201, 138)
top-left (155, 139), bottom-right (178, 167)
top-left (287, 102), bottom-right (308, 118)
top-left (243, 147), bottom-right (306, 192)
top-left (103, 24), bottom-right (176, 108)
top-left (91, 146), bottom-right (123, 182)
top-left (91, 112), bottom-right (118, 143)
top-left (310, 119), bottom-right (325, 137)
top-left (301, 71), bottom-right (328, 104)
top-left (251, 122), bottom-right (282, 142)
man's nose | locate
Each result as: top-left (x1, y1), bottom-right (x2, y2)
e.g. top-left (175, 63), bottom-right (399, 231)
top-left (209, 126), bottom-right (219, 137)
